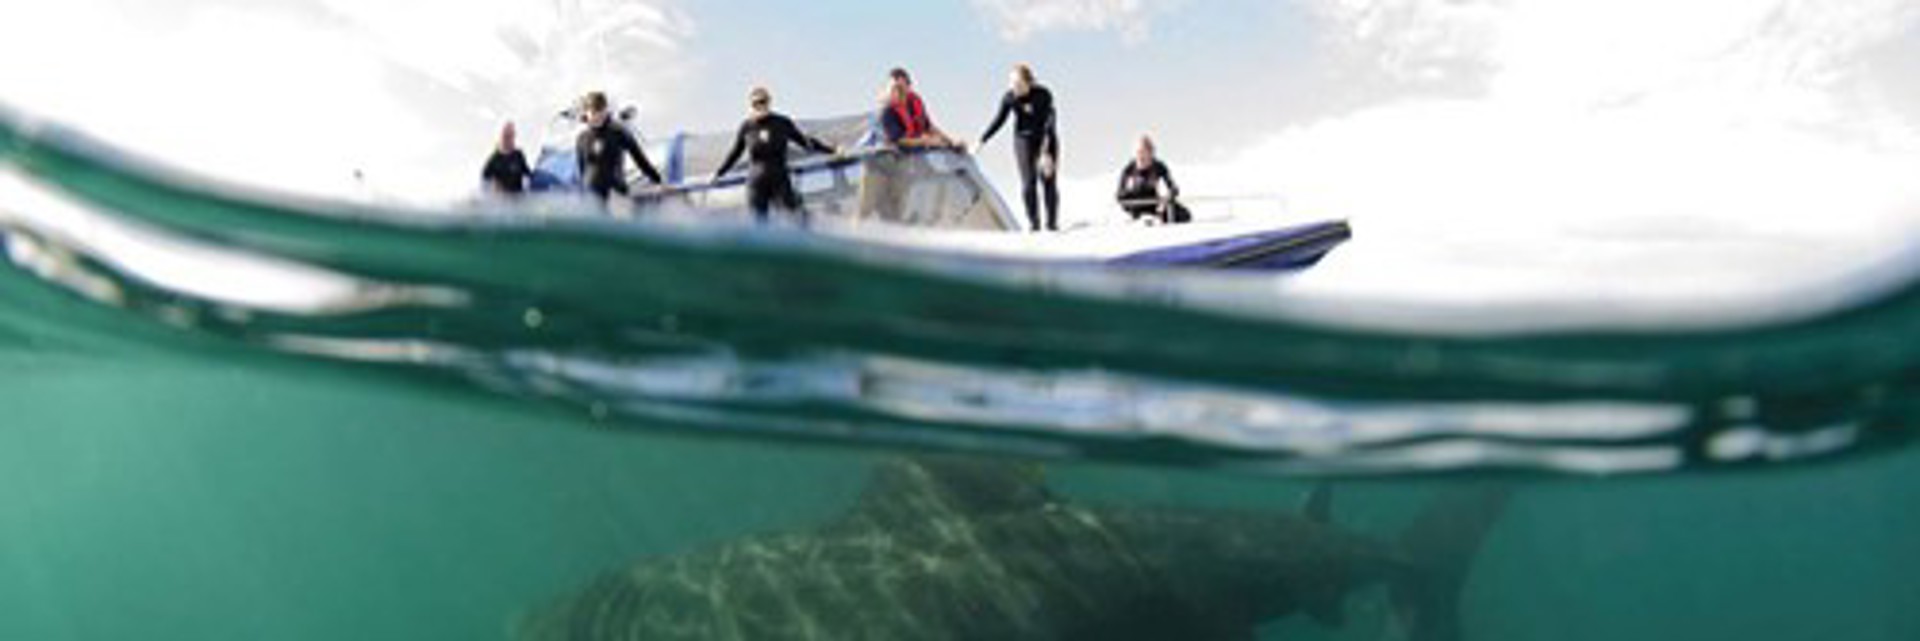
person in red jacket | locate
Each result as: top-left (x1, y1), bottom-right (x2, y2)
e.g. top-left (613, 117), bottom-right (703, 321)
top-left (879, 67), bottom-right (959, 149)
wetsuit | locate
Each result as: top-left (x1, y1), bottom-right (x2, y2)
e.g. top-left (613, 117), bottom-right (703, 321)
top-left (981, 85), bottom-right (1059, 231)
top-left (714, 113), bottom-right (836, 222)
top-left (1117, 159), bottom-right (1180, 223)
top-left (481, 149), bottom-right (531, 196)
top-left (576, 121), bottom-right (663, 201)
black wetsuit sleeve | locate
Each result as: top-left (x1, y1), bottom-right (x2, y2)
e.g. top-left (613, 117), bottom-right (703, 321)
top-left (715, 122), bottom-right (748, 178)
top-left (575, 131), bottom-right (590, 183)
top-left (1159, 161), bottom-right (1178, 198)
top-left (1042, 90), bottom-right (1060, 158)
top-left (807, 134), bottom-right (836, 154)
top-left (1116, 165), bottom-right (1133, 201)
top-left (980, 93), bottom-right (1013, 145)
top-left (624, 130), bottom-right (663, 185)
top-left (789, 118), bottom-right (836, 155)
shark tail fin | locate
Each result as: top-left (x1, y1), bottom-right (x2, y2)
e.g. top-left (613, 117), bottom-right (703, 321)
top-left (1389, 486), bottom-right (1512, 641)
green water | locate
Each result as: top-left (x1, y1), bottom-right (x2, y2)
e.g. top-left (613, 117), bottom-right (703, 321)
top-left (2, 106), bottom-right (1918, 640)
top-left (3, 349), bottom-right (1917, 640)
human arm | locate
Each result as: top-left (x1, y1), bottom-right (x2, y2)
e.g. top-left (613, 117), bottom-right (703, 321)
top-left (1158, 162), bottom-right (1178, 200)
top-left (1040, 89), bottom-right (1060, 159)
top-left (713, 123), bottom-right (747, 180)
top-left (912, 95), bottom-right (964, 149)
top-left (804, 134), bottom-right (837, 155)
top-left (789, 117), bottom-right (836, 155)
top-left (574, 132), bottom-right (589, 183)
top-left (624, 130), bottom-right (664, 185)
top-left (1039, 111), bottom-right (1060, 177)
top-left (480, 155), bottom-right (501, 192)
top-left (980, 93), bottom-right (1012, 146)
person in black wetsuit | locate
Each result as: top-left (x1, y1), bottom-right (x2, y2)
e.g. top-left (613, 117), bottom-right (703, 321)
top-left (480, 121), bottom-right (531, 197)
top-left (575, 91), bottom-right (663, 203)
top-left (980, 63), bottom-right (1060, 232)
top-left (712, 86), bottom-right (839, 224)
top-left (1117, 134), bottom-right (1183, 224)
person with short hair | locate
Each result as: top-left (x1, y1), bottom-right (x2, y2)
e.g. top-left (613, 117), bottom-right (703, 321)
top-left (878, 67), bottom-right (959, 149)
top-left (481, 121), bottom-right (531, 197)
top-left (712, 86), bottom-right (839, 224)
top-left (980, 63), bottom-right (1061, 232)
top-left (1117, 135), bottom-right (1184, 224)
top-left (575, 91), bottom-right (664, 202)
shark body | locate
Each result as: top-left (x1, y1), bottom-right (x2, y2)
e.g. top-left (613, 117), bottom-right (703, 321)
top-left (523, 458), bottom-right (1507, 641)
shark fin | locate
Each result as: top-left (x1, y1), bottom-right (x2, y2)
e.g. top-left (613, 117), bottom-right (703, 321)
top-left (1389, 485), bottom-right (1512, 641)
top-left (846, 456), bottom-right (1054, 526)
top-left (1303, 483), bottom-right (1333, 524)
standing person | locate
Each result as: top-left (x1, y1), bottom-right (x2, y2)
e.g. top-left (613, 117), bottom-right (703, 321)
top-left (980, 63), bottom-right (1060, 232)
top-left (881, 67), bottom-right (959, 149)
top-left (712, 86), bottom-right (839, 224)
top-left (575, 91), bottom-right (664, 202)
top-left (1117, 134), bottom-right (1182, 224)
top-left (481, 121), bottom-right (531, 197)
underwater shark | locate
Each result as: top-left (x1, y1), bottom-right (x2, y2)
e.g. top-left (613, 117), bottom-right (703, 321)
top-left (520, 458), bottom-right (1510, 641)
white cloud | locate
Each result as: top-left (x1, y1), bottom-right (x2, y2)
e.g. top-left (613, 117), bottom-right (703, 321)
top-left (1314, 0), bottom-right (1506, 85)
top-left (313, 0), bottom-right (697, 119)
top-left (0, 0), bottom-right (695, 202)
top-left (969, 0), bottom-right (1182, 42)
top-left (1060, 0), bottom-right (1920, 304)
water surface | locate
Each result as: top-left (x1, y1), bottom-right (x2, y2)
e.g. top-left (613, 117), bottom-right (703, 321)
top-left (2, 107), bottom-right (1916, 640)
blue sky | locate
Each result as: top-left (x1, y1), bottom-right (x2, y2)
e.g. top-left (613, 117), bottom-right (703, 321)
top-left (387, 0), bottom-right (1340, 205)
top-left (669, 0), bottom-right (1325, 153)
top-left (2, 0), bottom-right (1918, 304)
top-left (0, 0), bottom-right (1336, 199)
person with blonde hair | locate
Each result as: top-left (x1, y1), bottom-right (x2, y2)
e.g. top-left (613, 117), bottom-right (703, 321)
top-left (712, 86), bottom-right (838, 223)
top-left (980, 63), bottom-right (1061, 231)
top-left (480, 121), bottom-right (530, 197)
top-left (1117, 134), bottom-right (1183, 224)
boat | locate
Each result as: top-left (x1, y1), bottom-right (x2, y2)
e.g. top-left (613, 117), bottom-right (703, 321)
top-left (525, 112), bottom-right (1351, 272)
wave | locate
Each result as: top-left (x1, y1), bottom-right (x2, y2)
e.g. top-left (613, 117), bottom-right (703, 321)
top-left (1, 104), bottom-right (1914, 476)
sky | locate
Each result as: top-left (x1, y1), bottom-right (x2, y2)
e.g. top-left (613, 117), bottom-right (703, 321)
top-left (1, 0), bottom-right (1918, 305)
